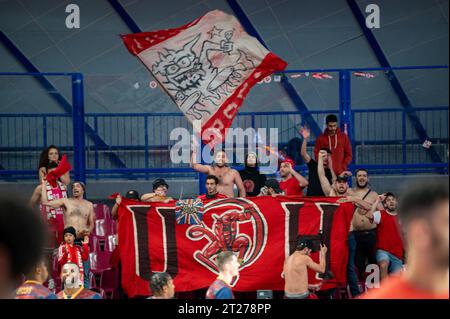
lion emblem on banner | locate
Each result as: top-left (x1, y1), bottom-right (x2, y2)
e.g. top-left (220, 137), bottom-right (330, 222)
top-left (186, 198), bottom-right (267, 284)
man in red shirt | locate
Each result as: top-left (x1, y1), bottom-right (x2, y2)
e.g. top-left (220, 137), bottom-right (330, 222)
top-left (313, 114), bottom-right (352, 175)
top-left (368, 192), bottom-right (404, 280)
top-left (278, 159), bottom-right (308, 196)
top-left (197, 175), bottom-right (227, 201)
top-left (362, 181), bottom-right (449, 299)
top-left (57, 227), bottom-right (89, 285)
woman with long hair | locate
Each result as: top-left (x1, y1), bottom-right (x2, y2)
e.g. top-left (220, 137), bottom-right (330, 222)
top-left (38, 145), bottom-right (70, 185)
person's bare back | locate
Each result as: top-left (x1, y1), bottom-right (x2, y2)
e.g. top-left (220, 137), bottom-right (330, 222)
top-left (283, 252), bottom-right (310, 294)
top-left (283, 242), bottom-right (327, 298)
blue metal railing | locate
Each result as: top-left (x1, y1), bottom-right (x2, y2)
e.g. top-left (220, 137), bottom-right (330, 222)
top-left (0, 67), bottom-right (448, 184)
top-left (1, 107), bottom-right (448, 179)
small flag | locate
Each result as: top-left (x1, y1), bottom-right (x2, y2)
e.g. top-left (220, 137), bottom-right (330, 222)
top-left (175, 198), bottom-right (205, 225)
top-left (290, 73), bottom-right (302, 79)
top-left (312, 72), bottom-right (333, 80)
top-left (353, 72), bottom-right (375, 79)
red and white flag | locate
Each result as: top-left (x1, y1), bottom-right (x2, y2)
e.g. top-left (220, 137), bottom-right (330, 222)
top-left (122, 10), bottom-right (287, 146)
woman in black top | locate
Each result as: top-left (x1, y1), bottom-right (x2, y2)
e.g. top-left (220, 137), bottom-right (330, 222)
top-left (239, 152), bottom-right (267, 197)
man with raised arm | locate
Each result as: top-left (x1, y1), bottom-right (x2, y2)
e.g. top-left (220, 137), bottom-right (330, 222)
top-left (40, 180), bottom-right (94, 289)
top-left (190, 139), bottom-right (246, 198)
top-left (299, 126), bottom-right (334, 196)
top-left (278, 158), bottom-right (309, 196)
top-left (41, 180), bottom-right (94, 240)
top-left (317, 152), bottom-right (374, 297)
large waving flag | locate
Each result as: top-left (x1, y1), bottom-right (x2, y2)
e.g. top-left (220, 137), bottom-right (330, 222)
top-left (122, 10), bottom-right (287, 145)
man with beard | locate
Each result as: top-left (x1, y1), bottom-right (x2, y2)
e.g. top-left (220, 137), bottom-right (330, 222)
top-left (191, 145), bottom-right (246, 198)
top-left (313, 114), bottom-right (352, 175)
top-left (350, 169), bottom-right (380, 295)
top-left (197, 175), bottom-right (227, 200)
top-left (299, 126), bottom-right (334, 196)
top-left (41, 181), bottom-right (94, 240)
top-left (57, 263), bottom-right (102, 299)
top-left (362, 193), bottom-right (404, 280)
top-left (317, 153), bottom-right (373, 297)
top-left (41, 181), bottom-right (94, 288)
top-left (239, 152), bottom-right (266, 197)
top-left (317, 151), bottom-right (371, 207)
top-left (279, 158), bottom-right (309, 196)
top-left (362, 181), bottom-right (448, 299)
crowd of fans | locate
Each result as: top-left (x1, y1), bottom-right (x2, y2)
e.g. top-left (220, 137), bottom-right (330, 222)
top-left (0, 115), bottom-right (448, 300)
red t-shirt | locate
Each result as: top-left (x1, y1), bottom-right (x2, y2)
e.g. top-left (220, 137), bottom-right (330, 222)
top-left (361, 275), bottom-right (449, 299)
top-left (279, 177), bottom-right (304, 196)
top-left (197, 193), bottom-right (228, 201)
top-left (375, 210), bottom-right (404, 260)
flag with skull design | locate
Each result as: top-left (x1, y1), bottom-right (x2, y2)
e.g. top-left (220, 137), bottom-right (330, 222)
top-left (122, 10), bottom-right (287, 146)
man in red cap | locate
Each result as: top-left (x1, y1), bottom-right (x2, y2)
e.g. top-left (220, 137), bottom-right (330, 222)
top-left (278, 158), bottom-right (308, 196)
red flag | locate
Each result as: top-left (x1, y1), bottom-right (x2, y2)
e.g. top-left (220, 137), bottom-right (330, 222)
top-left (46, 154), bottom-right (72, 187)
top-left (122, 10), bottom-right (287, 146)
top-left (118, 196), bottom-right (354, 297)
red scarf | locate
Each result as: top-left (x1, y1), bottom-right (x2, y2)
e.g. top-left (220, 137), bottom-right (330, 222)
top-left (47, 154), bottom-right (72, 187)
top-left (59, 244), bottom-right (85, 281)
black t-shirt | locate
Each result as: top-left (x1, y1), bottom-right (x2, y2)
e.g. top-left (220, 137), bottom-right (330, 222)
top-left (239, 167), bottom-right (267, 197)
top-left (306, 159), bottom-right (333, 197)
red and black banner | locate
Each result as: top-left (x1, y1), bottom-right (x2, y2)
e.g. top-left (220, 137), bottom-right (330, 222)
top-left (118, 196), bottom-right (354, 297)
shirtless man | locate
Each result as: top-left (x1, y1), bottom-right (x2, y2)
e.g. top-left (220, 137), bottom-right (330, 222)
top-left (317, 151), bottom-right (372, 210)
top-left (40, 180), bottom-right (94, 240)
top-left (40, 181), bottom-right (94, 288)
top-left (191, 141), bottom-right (246, 198)
top-left (348, 168), bottom-right (380, 295)
top-left (317, 153), bottom-right (374, 297)
top-left (283, 238), bottom-right (327, 299)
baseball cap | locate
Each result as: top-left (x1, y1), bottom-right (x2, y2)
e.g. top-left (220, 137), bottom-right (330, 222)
top-left (336, 175), bottom-right (349, 183)
top-left (264, 179), bottom-right (283, 194)
top-left (125, 190), bottom-right (140, 200)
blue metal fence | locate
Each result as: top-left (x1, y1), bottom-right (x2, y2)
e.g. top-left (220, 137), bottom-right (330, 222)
top-left (1, 107), bottom-right (448, 178)
top-left (0, 67), bottom-right (448, 184)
